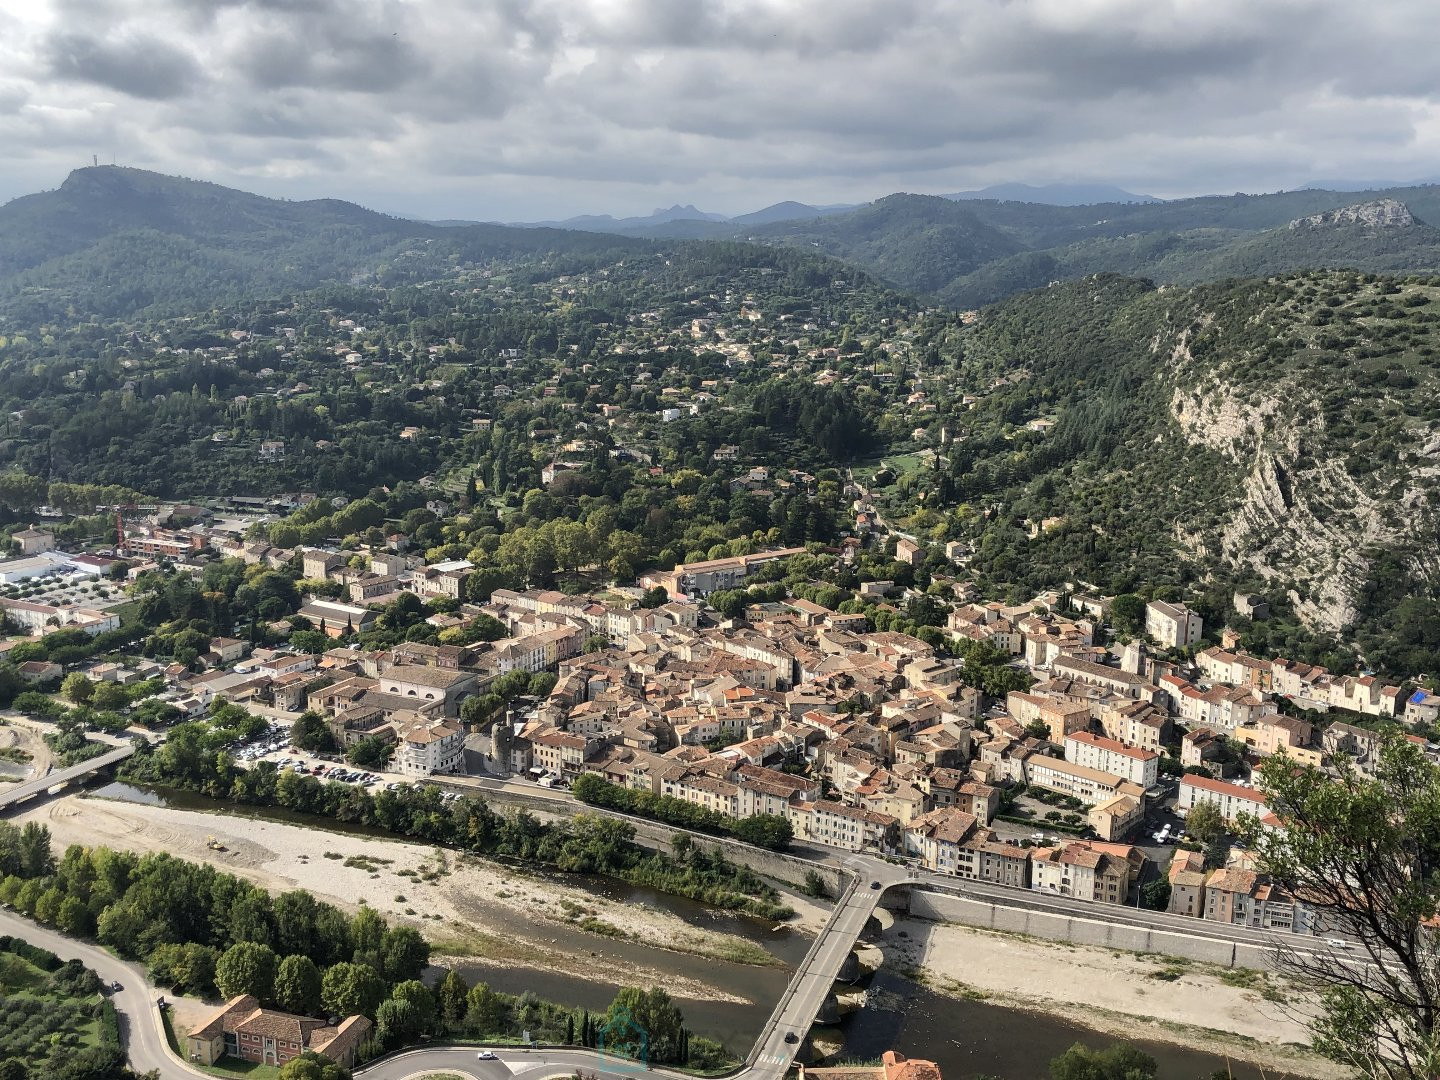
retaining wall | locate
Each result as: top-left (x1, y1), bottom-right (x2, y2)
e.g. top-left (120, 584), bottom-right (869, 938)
top-left (907, 888), bottom-right (1279, 970)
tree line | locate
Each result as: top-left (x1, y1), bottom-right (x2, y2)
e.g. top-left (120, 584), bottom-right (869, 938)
top-left (119, 717), bottom-right (793, 921)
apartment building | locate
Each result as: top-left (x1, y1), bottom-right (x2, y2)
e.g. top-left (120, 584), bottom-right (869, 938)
top-left (1026, 756), bottom-right (1143, 806)
top-left (791, 799), bottom-right (897, 851)
top-left (1145, 600), bottom-right (1203, 649)
top-left (392, 716), bottom-right (464, 776)
top-left (1063, 730), bottom-right (1159, 789)
top-left (1177, 774), bottom-right (1269, 825)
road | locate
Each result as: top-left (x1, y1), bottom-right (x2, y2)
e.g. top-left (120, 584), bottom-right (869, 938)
top-left (0, 742), bottom-right (133, 812)
top-left (0, 908), bottom-right (710, 1080)
top-left (0, 909), bottom-right (213, 1080)
top-left (742, 868), bottom-right (898, 1080)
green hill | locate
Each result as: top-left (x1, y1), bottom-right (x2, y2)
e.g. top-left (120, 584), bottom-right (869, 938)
top-left (639, 186), bottom-right (1440, 306)
top-left (0, 167), bottom-right (648, 320)
top-left (911, 269), bottom-right (1440, 673)
top-left (744, 194), bottom-right (1026, 294)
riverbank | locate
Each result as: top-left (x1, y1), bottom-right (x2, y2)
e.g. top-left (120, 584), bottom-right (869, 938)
top-left (884, 914), bottom-right (1347, 1079)
top-left (18, 792), bottom-right (828, 1002)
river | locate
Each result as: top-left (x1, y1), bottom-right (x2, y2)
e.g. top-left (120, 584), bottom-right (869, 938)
top-left (88, 781), bottom-right (1318, 1079)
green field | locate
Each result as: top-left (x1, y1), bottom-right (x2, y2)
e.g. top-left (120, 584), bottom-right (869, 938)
top-left (0, 948), bottom-right (109, 1072)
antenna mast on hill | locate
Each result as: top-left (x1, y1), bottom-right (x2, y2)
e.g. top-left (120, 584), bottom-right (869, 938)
top-left (92, 154), bottom-right (98, 167)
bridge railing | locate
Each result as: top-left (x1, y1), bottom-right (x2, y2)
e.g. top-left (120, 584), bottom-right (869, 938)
top-left (744, 872), bottom-right (864, 1071)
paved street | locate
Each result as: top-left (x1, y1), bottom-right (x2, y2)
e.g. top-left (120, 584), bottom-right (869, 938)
top-left (0, 742), bottom-right (133, 811)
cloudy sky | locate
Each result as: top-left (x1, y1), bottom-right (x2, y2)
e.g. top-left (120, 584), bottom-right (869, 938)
top-left (2, 0), bottom-right (1438, 221)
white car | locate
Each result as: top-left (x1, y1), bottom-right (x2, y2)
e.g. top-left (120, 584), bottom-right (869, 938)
top-left (477, 1051), bottom-right (498, 1060)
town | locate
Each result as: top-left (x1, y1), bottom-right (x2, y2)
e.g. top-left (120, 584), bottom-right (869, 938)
top-left (1, 487), bottom-right (1428, 949)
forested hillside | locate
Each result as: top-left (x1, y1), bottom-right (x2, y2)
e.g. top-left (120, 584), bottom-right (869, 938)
top-left (896, 269), bottom-right (1440, 674)
top-left (0, 167), bottom-right (648, 320)
top-left (5, 166), bottom-right (1440, 675)
top-left (609, 184), bottom-right (1440, 306)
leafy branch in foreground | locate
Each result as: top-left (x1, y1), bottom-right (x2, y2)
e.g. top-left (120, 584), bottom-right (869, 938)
top-left (1243, 732), bottom-right (1440, 1079)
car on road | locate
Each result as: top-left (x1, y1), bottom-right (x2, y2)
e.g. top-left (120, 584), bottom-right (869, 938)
top-left (869, 880), bottom-right (880, 890)
top-left (784, 1032), bottom-right (798, 1044)
top-left (477, 1051), bottom-right (498, 1060)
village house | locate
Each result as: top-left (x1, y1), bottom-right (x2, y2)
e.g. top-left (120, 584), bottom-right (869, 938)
top-left (11, 528), bottom-right (54, 555)
top-left (185, 995), bottom-right (369, 1069)
top-left (1145, 600), bottom-right (1203, 649)
top-left (1029, 841), bottom-right (1130, 904)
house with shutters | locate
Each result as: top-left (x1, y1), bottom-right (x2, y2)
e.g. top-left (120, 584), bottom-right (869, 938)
top-left (185, 995), bottom-right (370, 1069)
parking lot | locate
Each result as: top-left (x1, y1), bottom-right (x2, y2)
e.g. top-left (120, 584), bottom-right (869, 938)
top-left (231, 722), bottom-right (465, 801)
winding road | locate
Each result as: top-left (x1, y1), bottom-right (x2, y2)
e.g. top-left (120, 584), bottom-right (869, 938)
top-left (0, 907), bottom-right (765, 1080)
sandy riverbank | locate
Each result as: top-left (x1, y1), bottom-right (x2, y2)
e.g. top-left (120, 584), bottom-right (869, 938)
top-left (19, 792), bottom-right (828, 1003)
top-left (885, 915), bottom-right (1346, 1079)
top-left (0, 718), bottom-right (53, 782)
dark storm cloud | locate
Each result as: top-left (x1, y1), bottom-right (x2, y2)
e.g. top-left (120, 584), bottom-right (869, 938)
top-left (6, 0), bottom-right (1440, 219)
top-left (44, 28), bottom-right (202, 100)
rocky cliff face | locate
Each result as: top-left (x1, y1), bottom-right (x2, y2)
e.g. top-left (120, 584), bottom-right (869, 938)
top-left (1163, 304), bottom-right (1437, 634)
top-left (1287, 198), bottom-right (1417, 230)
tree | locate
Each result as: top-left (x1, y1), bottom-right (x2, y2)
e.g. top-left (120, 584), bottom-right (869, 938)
top-left (215, 942), bottom-right (277, 1002)
top-left (389, 979), bottom-right (436, 1032)
top-left (274, 954), bottom-right (323, 1016)
top-left (346, 736), bottom-right (393, 769)
top-left (375, 998), bottom-right (422, 1047)
top-left (277, 1051), bottom-right (351, 1080)
top-left (61, 673), bottom-right (94, 704)
top-left (290, 630), bottom-right (328, 655)
top-left (1183, 801), bottom-right (1225, 845)
top-left (1110, 594), bottom-right (1146, 637)
top-left (1242, 732), bottom-right (1440, 1079)
top-left (604, 987), bottom-right (685, 1063)
top-left (1048, 1041), bottom-right (1157, 1079)
top-left (291, 711), bottom-right (335, 753)
top-left (437, 968), bottom-right (469, 1028)
top-left (321, 962), bottom-right (386, 1019)
top-left (465, 981), bottom-right (507, 1034)
top-left (90, 681), bottom-right (128, 711)
top-left (730, 814), bottom-right (793, 851)
top-left (18, 822), bottom-right (54, 878)
top-left (1139, 880), bottom-right (1171, 911)
top-left (380, 926), bottom-right (430, 983)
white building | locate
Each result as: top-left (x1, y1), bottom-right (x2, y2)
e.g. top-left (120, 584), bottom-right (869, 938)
top-left (1063, 731), bottom-right (1159, 789)
top-left (1177, 774), bottom-right (1269, 826)
top-left (0, 597), bottom-right (118, 636)
top-left (1145, 601), bottom-right (1203, 649)
top-left (1025, 756), bottom-right (1142, 807)
top-left (393, 716), bottom-right (464, 776)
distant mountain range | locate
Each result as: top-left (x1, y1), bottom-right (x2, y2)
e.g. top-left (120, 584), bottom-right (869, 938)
top-left (506, 183), bottom-right (1163, 233)
top-left (0, 166), bottom-right (647, 320)
top-left (942, 182), bottom-right (1160, 205)
top-left (3, 165), bottom-right (1440, 320)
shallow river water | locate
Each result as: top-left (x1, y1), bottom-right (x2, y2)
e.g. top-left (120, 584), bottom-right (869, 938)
top-left (90, 781), bottom-right (1315, 1078)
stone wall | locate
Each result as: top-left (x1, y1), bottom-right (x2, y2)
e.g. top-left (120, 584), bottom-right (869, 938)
top-left (907, 888), bottom-right (1279, 970)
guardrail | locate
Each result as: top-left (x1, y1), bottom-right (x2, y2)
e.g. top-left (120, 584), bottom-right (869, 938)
top-left (744, 873), bottom-right (865, 1073)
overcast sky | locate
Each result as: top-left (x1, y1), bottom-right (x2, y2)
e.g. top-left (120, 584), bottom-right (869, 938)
top-left (2, 0), bottom-right (1439, 221)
